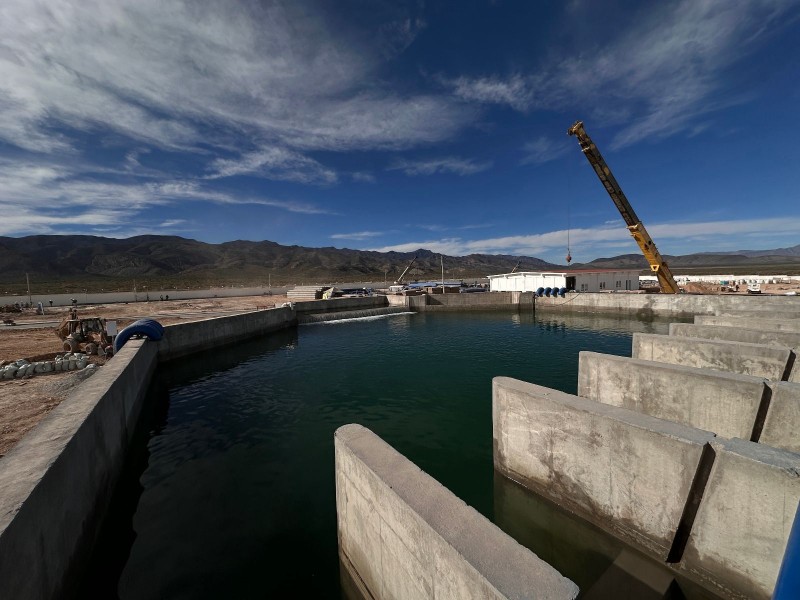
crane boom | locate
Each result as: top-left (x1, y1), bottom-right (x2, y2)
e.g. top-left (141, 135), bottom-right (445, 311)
top-left (395, 255), bottom-right (417, 285)
top-left (567, 121), bottom-right (680, 294)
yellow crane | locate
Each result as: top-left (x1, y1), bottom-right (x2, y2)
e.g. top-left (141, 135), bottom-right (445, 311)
top-left (568, 121), bottom-right (680, 294)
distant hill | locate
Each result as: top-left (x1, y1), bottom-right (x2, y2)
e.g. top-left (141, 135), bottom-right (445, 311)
top-left (1, 235), bottom-right (798, 294)
top-left (576, 246), bottom-right (800, 272)
top-left (0, 235), bottom-right (557, 290)
top-left (693, 244), bottom-right (800, 258)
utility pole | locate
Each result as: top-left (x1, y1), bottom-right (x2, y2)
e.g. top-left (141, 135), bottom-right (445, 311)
top-left (441, 255), bottom-right (444, 288)
top-left (26, 273), bottom-right (31, 304)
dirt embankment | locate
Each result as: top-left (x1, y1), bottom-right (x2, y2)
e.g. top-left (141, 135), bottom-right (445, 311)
top-left (0, 294), bottom-right (287, 457)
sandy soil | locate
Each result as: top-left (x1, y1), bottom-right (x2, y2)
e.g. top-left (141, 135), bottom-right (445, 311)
top-left (0, 294), bottom-right (287, 457)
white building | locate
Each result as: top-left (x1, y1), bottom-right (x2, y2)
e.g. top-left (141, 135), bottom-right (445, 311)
top-left (487, 270), bottom-right (641, 293)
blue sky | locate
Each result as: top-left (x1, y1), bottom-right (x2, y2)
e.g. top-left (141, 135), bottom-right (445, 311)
top-left (1, 0), bottom-right (799, 264)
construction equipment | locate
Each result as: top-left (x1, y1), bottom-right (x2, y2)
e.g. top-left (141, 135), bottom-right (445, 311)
top-left (55, 313), bottom-right (111, 355)
top-left (510, 260), bottom-right (521, 273)
top-left (568, 121), bottom-right (680, 294)
top-left (395, 255), bottom-right (418, 285)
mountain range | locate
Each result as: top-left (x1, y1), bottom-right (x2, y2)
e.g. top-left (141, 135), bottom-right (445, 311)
top-left (1, 236), bottom-right (799, 291)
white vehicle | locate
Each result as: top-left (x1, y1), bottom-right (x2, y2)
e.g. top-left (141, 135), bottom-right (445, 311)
top-left (747, 283), bottom-right (761, 294)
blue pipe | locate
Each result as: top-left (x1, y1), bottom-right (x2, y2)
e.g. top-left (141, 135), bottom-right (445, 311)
top-left (773, 500), bottom-right (800, 599)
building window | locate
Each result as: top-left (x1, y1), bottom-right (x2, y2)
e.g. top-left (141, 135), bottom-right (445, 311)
top-left (615, 280), bottom-right (622, 289)
top-left (580, 283), bottom-right (588, 292)
top-left (599, 282), bottom-right (606, 290)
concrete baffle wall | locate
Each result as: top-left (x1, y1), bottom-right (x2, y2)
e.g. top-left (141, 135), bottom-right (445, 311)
top-left (0, 340), bottom-right (157, 600)
top-left (419, 291), bottom-right (522, 311)
top-left (710, 309), bottom-right (800, 320)
top-left (157, 306), bottom-right (294, 361)
top-left (680, 438), bottom-right (800, 600)
top-left (577, 352), bottom-right (769, 440)
top-left (695, 315), bottom-right (800, 333)
top-left (293, 296), bottom-right (387, 315)
top-left (669, 323), bottom-right (800, 350)
top-left (335, 424), bottom-right (579, 600)
top-left (493, 377), bottom-right (715, 561)
top-left (631, 333), bottom-right (796, 381)
top-left (760, 382), bottom-right (800, 453)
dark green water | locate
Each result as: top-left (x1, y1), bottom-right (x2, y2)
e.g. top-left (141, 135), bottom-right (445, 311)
top-left (81, 311), bottom-right (698, 599)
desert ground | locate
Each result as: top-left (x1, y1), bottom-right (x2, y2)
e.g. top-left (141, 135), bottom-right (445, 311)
top-left (0, 294), bottom-right (287, 457)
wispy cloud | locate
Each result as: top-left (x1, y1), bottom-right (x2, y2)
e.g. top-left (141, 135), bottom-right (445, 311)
top-left (0, 1), bottom-right (476, 159)
top-left (418, 223), bottom-right (494, 233)
top-left (388, 156), bottom-right (492, 176)
top-left (445, 0), bottom-right (798, 147)
top-left (330, 231), bottom-right (385, 241)
top-left (372, 216), bottom-right (800, 257)
top-left (447, 74), bottom-right (532, 111)
top-left (159, 219), bottom-right (188, 228)
top-left (520, 136), bottom-right (571, 165)
top-left (206, 148), bottom-right (337, 184)
top-left (351, 171), bottom-right (376, 183)
top-left (0, 158), bottom-right (330, 236)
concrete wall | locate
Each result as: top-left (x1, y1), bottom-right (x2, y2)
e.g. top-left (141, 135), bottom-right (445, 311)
top-left (669, 323), bottom-right (800, 349)
top-left (708, 309), bottom-right (800, 320)
top-left (760, 382), bottom-right (800, 453)
top-left (382, 290), bottom-right (800, 317)
top-left (534, 292), bottom-right (800, 317)
top-left (335, 424), bottom-right (579, 600)
top-left (577, 352), bottom-right (768, 440)
top-left (493, 377), bottom-right (714, 560)
top-left (680, 438), bottom-right (800, 600)
top-left (419, 291), bottom-right (521, 311)
top-left (632, 333), bottom-right (796, 381)
top-left (695, 315), bottom-right (800, 332)
top-left (0, 304), bottom-right (310, 600)
top-left (293, 296), bottom-right (387, 314)
top-left (0, 339), bottom-right (157, 600)
top-left (157, 306), bottom-right (294, 361)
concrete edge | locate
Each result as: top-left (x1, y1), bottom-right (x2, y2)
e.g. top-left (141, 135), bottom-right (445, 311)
top-left (0, 339), bottom-right (157, 599)
top-left (578, 350), bottom-right (769, 389)
top-left (634, 332), bottom-right (794, 353)
top-left (494, 376), bottom-right (716, 445)
top-left (335, 423), bottom-right (579, 599)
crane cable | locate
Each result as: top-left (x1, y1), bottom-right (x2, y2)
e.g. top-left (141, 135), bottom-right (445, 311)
top-left (566, 175), bottom-right (573, 264)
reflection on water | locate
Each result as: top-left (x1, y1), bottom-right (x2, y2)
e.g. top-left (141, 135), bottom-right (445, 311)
top-left (80, 311), bottom-right (690, 598)
top-left (493, 435), bottom-right (721, 599)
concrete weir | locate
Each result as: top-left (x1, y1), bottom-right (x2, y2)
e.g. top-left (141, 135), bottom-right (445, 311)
top-left (679, 438), bottom-right (800, 600)
top-left (492, 377), bottom-right (715, 561)
top-left (577, 351), bottom-right (769, 440)
top-left (669, 322), bottom-right (800, 349)
top-left (695, 314), bottom-right (800, 332)
top-left (297, 306), bottom-right (410, 324)
top-left (632, 332), bottom-right (797, 381)
top-left (335, 424), bottom-right (578, 600)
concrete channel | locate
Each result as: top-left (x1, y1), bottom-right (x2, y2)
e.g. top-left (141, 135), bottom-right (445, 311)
top-left (1, 291), bottom-right (800, 599)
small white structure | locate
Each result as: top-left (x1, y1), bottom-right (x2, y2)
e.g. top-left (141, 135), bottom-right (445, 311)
top-left (487, 270), bottom-right (641, 293)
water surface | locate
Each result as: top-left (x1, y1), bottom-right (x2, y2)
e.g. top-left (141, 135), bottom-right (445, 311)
top-left (83, 311), bottom-right (685, 598)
